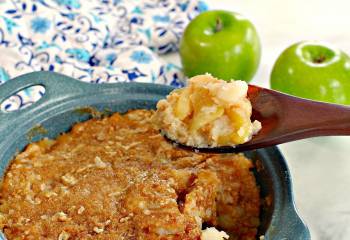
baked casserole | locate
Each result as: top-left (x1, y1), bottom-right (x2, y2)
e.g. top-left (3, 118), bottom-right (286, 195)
top-left (0, 109), bottom-right (260, 240)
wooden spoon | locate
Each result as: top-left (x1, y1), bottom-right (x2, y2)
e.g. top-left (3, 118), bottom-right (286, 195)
top-left (168, 85), bottom-right (350, 153)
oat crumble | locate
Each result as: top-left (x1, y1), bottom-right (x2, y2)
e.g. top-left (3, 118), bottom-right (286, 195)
top-left (0, 110), bottom-right (260, 239)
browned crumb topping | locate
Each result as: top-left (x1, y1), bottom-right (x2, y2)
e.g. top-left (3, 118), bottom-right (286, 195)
top-left (0, 110), bottom-right (260, 240)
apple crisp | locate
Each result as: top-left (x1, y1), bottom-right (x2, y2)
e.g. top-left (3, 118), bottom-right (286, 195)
top-left (0, 110), bottom-right (260, 240)
top-left (153, 74), bottom-right (261, 148)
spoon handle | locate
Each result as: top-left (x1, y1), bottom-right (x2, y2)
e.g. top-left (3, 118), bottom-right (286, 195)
top-left (249, 86), bottom-right (350, 147)
top-left (281, 98), bottom-right (350, 137)
top-left (174, 86), bottom-right (350, 153)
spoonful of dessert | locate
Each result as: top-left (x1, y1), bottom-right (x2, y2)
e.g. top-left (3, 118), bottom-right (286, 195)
top-left (153, 74), bottom-right (350, 153)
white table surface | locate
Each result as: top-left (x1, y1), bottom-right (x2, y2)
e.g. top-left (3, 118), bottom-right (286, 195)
top-left (164, 1), bottom-right (350, 239)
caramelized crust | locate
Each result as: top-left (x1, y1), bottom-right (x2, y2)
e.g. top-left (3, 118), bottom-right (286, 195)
top-left (0, 110), bottom-right (259, 240)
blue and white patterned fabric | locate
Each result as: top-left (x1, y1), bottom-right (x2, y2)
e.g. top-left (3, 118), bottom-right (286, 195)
top-left (0, 0), bottom-right (207, 111)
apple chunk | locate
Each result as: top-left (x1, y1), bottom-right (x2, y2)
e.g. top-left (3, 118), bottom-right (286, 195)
top-left (226, 109), bottom-right (250, 144)
top-left (189, 106), bottom-right (224, 133)
top-left (174, 88), bottom-right (192, 120)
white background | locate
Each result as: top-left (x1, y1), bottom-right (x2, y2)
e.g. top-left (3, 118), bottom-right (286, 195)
top-left (166, 0), bottom-right (350, 239)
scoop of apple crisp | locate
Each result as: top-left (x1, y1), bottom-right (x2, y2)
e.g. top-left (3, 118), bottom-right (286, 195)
top-left (153, 74), bottom-right (261, 148)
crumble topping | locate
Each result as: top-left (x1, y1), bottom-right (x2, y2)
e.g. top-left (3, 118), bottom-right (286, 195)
top-left (201, 227), bottom-right (230, 240)
top-left (0, 110), bottom-right (260, 239)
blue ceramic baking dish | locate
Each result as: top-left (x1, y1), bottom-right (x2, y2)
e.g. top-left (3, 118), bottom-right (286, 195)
top-left (0, 71), bottom-right (310, 240)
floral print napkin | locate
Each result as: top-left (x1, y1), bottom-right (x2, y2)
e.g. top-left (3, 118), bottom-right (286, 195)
top-left (0, 0), bottom-right (207, 111)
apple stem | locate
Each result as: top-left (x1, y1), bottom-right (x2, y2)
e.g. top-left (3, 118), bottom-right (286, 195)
top-left (215, 18), bottom-right (223, 32)
top-left (314, 55), bottom-right (326, 64)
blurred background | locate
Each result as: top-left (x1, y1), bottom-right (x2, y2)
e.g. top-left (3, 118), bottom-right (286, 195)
top-left (178, 0), bottom-right (350, 239)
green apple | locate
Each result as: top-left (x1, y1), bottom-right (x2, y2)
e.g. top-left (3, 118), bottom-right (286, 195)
top-left (179, 10), bottom-right (261, 82)
top-left (271, 41), bottom-right (350, 105)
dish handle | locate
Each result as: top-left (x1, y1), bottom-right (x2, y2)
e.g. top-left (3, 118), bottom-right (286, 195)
top-left (0, 71), bottom-right (91, 136)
